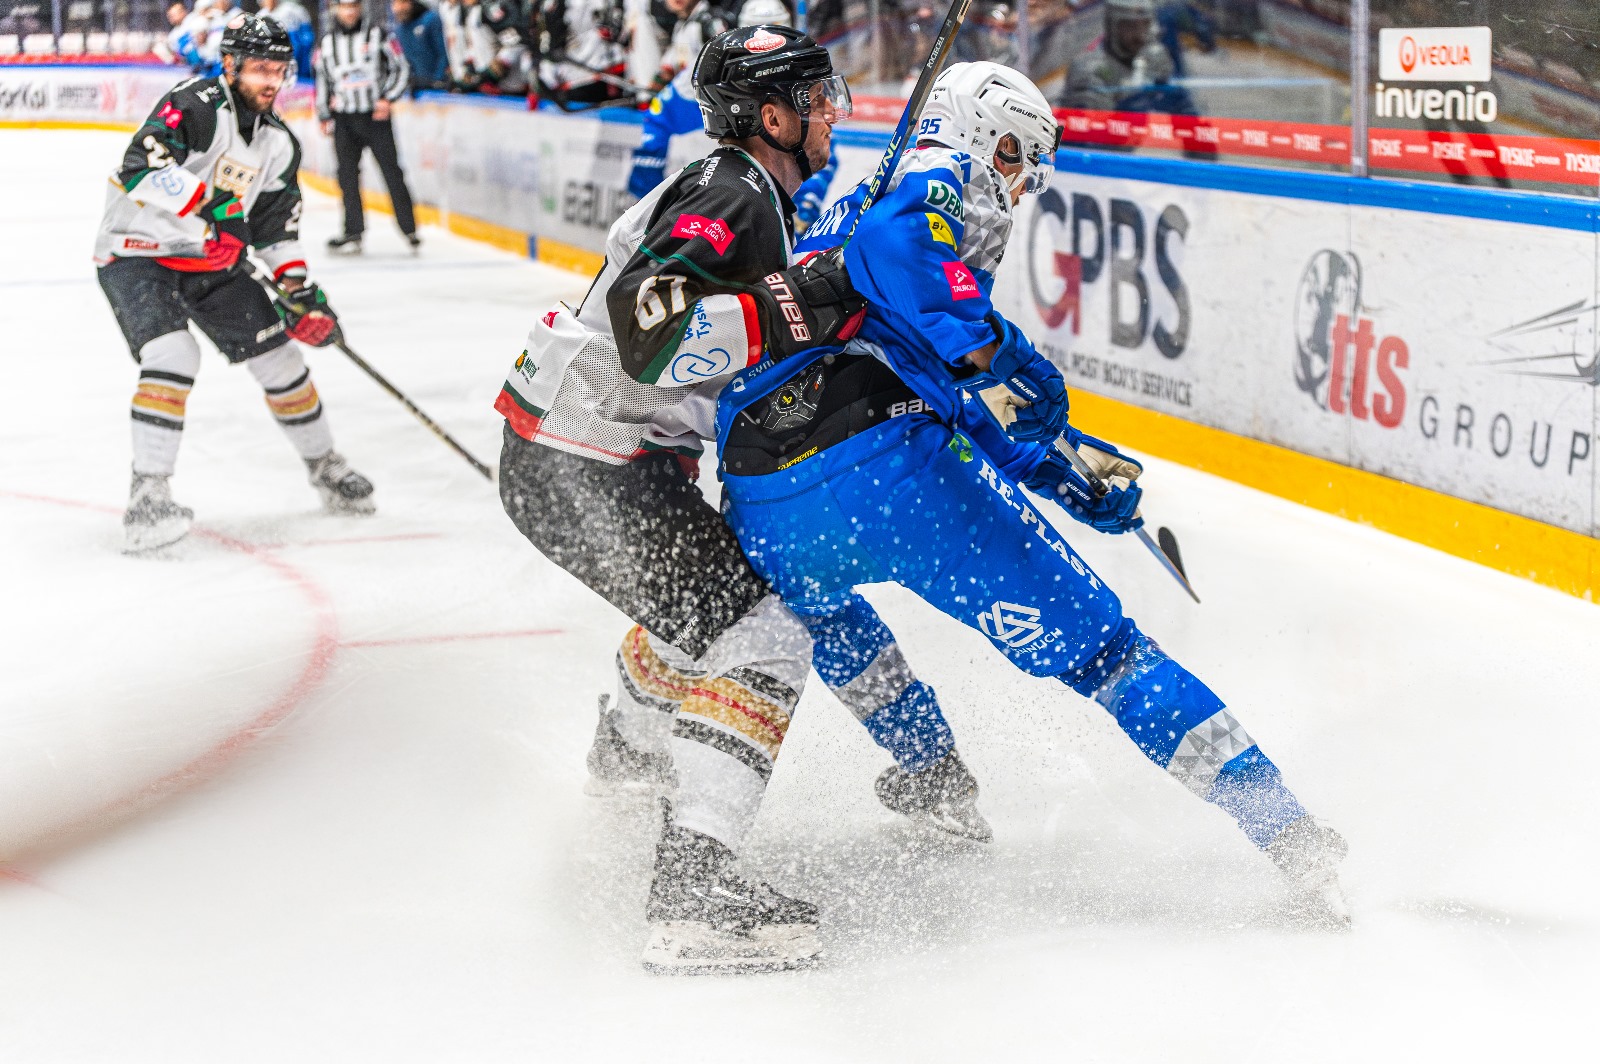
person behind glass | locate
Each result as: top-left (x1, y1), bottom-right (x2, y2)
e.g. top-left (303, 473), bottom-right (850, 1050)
top-left (316, 0), bottom-right (420, 254)
top-left (392, 0), bottom-right (450, 92)
top-left (258, 0), bottom-right (317, 83)
top-left (1058, 0), bottom-right (1197, 119)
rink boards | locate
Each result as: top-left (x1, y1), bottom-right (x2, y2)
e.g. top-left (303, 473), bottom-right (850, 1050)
top-left (6, 63), bottom-right (1598, 599)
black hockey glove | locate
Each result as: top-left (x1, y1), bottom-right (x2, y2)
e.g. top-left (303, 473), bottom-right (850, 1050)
top-left (749, 247), bottom-right (868, 360)
top-left (277, 282), bottom-right (340, 347)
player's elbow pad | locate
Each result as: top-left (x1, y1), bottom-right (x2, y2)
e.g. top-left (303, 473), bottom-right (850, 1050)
top-left (126, 165), bottom-right (206, 217)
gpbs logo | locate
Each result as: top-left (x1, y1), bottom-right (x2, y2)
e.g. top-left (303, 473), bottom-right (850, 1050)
top-left (1292, 250), bottom-right (1409, 428)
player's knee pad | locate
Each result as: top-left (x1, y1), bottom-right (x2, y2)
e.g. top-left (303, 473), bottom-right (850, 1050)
top-left (804, 597), bottom-right (954, 772)
top-left (137, 330), bottom-right (202, 377)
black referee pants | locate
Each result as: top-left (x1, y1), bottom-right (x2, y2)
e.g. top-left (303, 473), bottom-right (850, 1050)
top-left (332, 112), bottom-right (417, 238)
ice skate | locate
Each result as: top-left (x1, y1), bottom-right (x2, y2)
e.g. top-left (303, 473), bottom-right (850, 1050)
top-left (1267, 816), bottom-right (1351, 929)
top-left (306, 451), bottom-right (376, 515)
top-left (642, 826), bottom-right (821, 975)
top-left (406, 233), bottom-right (422, 254)
top-left (123, 472), bottom-right (193, 553)
top-left (326, 233), bottom-right (362, 255)
top-left (584, 695), bottom-right (674, 797)
top-left (875, 749), bottom-right (993, 843)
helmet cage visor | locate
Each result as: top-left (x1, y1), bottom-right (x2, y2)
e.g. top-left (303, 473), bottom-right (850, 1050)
top-left (787, 74), bottom-right (851, 123)
top-left (995, 121), bottom-right (1063, 193)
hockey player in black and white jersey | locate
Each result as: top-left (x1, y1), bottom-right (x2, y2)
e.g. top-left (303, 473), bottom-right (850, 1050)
top-left (96, 13), bottom-right (376, 553)
top-left (495, 27), bottom-right (989, 972)
top-left (316, 0), bottom-right (418, 254)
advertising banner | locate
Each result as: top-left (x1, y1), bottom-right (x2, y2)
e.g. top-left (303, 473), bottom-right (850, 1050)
top-left (995, 166), bottom-right (1600, 537)
top-left (0, 64), bottom-right (183, 124)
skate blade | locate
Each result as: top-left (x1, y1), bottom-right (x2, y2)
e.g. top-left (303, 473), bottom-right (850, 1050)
top-left (641, 921), bottom-right (821, 976)
top-left (318, 491), bottom-right (377, 516)
top-left (123, 515), bottom-right (193, 554)
top-left (890, 803), bottom-right (993, 844)
top-left (1284, 880), bottom-right (1353, 931)
top-left (582, 774), bottom-right (667, 799)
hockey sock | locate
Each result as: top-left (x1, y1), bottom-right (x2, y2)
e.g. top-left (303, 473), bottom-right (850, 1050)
top-left (668, 595), bottom-right (811, 849)
top-left (803, 596), bottom-right (955, 774)
top-left (130, 330), bottom-right (202, 477)
top-left (612, 625), bottom-right (704, 755)
top-left (1066, 627), bottom-right (1307, 849)
top-left (247, 344), bottom-right (334, 460)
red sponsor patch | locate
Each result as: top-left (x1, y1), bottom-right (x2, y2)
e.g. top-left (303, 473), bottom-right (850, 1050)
top-left (542, 309), bottom-right (558, 327)
top-left (122, 237), bottom-right (160, 251)
top-left (157, 101), bottom-right (182, 129)
top-left (942, 260), bottom-right (979, 301)
top-left (671, 213), bottom-right (736, 256)
top-left (745, 28), bottom-right (785, 52)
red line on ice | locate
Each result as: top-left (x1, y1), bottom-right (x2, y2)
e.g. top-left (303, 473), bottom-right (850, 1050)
top-left (341, 628), bottom-right (562, 648)
top-left (0, 490), bottom-right (341, 881)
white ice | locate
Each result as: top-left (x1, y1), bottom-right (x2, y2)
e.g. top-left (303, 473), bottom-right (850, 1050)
top-left (2, 130), bottom-right (1596, 1062)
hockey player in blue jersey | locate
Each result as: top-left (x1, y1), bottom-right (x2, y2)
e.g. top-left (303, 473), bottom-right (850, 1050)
top-left (716, 61), bottom-right (1350, 922)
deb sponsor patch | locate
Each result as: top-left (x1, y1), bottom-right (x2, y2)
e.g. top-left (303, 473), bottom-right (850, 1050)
top-left (925, 212), bottom-right (956, 248)
top-left (942, 260), bottom-right (980, 301)
top-left (924, 179), bottom-right (965, 222)
top-left (671, 213), bottom-right (735, 255)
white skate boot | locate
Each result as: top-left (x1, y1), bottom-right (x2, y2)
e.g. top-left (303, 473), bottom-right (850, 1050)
top-left (641, 825), bottom-right (822, 975)
top-left (874, 748), bottom-right (993, 842)
top-left (306, 451), bottom-right (376, 515)
top-left (1267, 816), bottom-right (1351, 929)
top-left (123, 472), bottom-right (193, 553)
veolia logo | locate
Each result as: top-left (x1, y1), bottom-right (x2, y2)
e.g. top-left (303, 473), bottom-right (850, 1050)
top-left (1399, 35), bottom-right (1417, 74)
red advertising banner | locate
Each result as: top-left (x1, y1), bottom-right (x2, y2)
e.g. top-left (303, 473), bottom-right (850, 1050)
top-left (1046, 106), bottom-right (1600, 190)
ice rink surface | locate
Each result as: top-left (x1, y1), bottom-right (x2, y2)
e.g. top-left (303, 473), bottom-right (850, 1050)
top-left (3, 131), bottom-right (1597, 1062)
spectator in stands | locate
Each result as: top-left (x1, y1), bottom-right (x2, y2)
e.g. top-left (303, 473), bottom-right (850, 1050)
top-left (537, 0), bottom-right (628, 105)
top-left (163, 1), bottom-right (207, 71)
top-left (317, 0), bottom-right (420, 253)
top-left (259, 0), bottom-right (317, 83)
top-left (392, 0), bottom-right (450, 92)
top-left (1058, 0), bottom-right (1196, 117)
top-left (199, 0), bottom-right (243, 77)
top-left (438, 0), bottom-right (472, 86)
top-left (1157, 1), bottom-right (1215, 79)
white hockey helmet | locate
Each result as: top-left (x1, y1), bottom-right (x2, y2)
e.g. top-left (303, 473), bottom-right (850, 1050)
top-left (737, 0), bottom-right (792, 28)
top-left (919, 61), bottom-right (1062, 196)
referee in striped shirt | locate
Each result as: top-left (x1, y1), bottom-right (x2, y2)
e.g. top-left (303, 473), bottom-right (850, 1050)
top-left (316, 0), bottom-right (419, 253)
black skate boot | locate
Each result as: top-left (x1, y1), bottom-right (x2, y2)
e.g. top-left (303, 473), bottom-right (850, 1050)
top-left (1266, 816), bottom-right (1351, 929)
top-left (875, 749), bottom-right (993, 842)
top-left (326, 233), bottom-right (362, 255)
top-left (642, 826), bottom-right (821, 975)
top-left (405, 232), bottom-right (422, 254)
top-left (306, 451), bottom-right (376, 515)
top-left (123, 472), bottom-right (194, 553)
top-left (584, 695), bottom-right (675, 797)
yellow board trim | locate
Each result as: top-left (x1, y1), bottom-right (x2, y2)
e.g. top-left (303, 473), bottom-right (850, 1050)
top-left (0, 119), bottom-right (138, 132)
top-left (1068, 390), bottom-right (1600, 603)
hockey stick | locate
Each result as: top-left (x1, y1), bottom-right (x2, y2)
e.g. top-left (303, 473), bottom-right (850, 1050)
top-left (1054, 439), bottom-right (1200, 603)
top-left (248, 262), bottom-right (496, 482)
top-left (843, 0), bottom-right (975, 243)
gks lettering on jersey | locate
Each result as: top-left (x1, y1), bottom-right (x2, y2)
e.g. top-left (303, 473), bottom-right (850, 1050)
top-left (213, 156), bottom-right (260, 197)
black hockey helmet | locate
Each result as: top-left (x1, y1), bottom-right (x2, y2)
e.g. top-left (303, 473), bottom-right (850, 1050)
top-left (219, 13), bottom-right (294, 65)
top-left (693, 25), bottom-right (850, 178)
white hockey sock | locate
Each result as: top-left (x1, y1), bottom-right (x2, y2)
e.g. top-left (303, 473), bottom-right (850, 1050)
top-left (130, 330), bottom-right (202, 477)
top-left (247, 344), bottom-right (334, 460)
top-left (668, 595), bottom-right (812, 850)
top-left (612, 626), bottom-right (703, 754)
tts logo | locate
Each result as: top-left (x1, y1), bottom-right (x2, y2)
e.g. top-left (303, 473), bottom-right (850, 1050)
top-left (1293, 250), bottom-right (1409, 428)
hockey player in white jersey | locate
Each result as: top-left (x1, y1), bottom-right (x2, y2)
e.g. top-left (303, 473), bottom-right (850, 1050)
top-left (95, 14), bottom-right (375, 552)
top-left (496, 26), bottom-right (996, 973)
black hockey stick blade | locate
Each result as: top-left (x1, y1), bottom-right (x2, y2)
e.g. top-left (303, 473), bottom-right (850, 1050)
top-left (844, 0), bottom-right (974, 244)
top-left (1157, 526), bottom-right (1186, 578)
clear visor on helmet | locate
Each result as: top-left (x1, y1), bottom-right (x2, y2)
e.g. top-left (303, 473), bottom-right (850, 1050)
top-left (789, 75), bottom-right (852, 122)
top-left (997, 123), bottom-right (1063, 193)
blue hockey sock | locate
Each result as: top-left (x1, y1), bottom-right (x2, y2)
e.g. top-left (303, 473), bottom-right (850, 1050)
top-left (1066, 627), bottom-right (1306, 849)
top-left (803, 597), bottom-right (956, 774)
